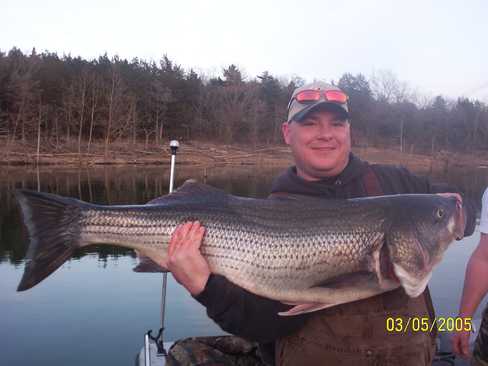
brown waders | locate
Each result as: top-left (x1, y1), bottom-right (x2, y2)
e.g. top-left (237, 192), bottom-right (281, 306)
top-left (275, 167), bottom-right (436, 366)
top-left (275, 288), bottom-right (436, 366)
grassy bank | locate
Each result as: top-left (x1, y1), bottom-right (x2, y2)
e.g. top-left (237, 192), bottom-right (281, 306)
top-left (1, 139), bottom-right (295, 166)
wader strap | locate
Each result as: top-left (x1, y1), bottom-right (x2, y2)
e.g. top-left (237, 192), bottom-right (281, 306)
top-left (362, 165), bottom-right (383, 197)
top-left (363, 165), bottom-right (437, 341)
top-left (424, 287), bottom-right (438, 340)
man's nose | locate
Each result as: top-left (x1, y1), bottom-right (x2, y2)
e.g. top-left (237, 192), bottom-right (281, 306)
top-left (316, 122), bottom-right (333, 139)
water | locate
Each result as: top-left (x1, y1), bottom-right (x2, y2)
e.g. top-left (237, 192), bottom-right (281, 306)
top-left (1, 164), bottom-right (487, 366)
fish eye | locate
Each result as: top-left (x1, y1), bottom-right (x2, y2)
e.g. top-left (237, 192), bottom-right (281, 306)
top-left (436, 208), bottom-right (444, 219)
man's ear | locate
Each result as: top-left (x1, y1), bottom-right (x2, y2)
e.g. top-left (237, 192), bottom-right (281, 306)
top-left (282, 121), bottom-right (291, 144)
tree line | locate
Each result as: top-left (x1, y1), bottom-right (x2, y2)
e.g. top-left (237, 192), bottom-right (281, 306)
top-left (0, 47), bottom-right (487, 155)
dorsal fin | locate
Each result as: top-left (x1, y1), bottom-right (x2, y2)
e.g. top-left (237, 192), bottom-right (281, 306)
top-left (147, 179), bottom-right (228, 204)
top-left (176, 179), bottom-right (227, 195)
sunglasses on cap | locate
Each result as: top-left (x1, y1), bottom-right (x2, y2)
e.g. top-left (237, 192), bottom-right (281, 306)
top-left (287, 89), bottom-right (348, 111)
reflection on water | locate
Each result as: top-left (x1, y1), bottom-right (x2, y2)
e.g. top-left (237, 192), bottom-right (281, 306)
top-left (1, 162), bottom-right (487, 366)
top-left (0, 164), bottom-right (283, 264)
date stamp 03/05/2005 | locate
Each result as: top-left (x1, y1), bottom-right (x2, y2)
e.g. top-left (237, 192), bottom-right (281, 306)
top-left (386, 317), bottom-right (473, 333)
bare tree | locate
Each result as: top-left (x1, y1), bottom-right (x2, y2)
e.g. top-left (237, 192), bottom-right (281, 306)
top-left (76, 69), bottom-right (88, 156)
top-left (61, 84), bottom-right (75, 144)
top-left (36, 102), bottom-right (43, 164)
top-left (370, 69), bottom-right (412, 104)
top-left (104, 64), bottom-right (125, 157)
top-left (87, 74), bottom-right (100, 153)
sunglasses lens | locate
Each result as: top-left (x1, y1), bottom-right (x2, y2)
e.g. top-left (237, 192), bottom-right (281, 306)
top-left (296, 90), bottom-right (321, 103)
top-left (324, 90), bottom-right (348, 104)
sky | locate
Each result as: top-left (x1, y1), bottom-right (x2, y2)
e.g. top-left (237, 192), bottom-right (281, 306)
top-left (2, 0), bottom-right (487, 101)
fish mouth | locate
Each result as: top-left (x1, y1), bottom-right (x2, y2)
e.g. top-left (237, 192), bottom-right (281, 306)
top-left (393, 264), bottom-right (432, 297)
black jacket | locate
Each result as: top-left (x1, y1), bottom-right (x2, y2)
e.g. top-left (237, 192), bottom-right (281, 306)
top-left (194, 154), bottom-right (476, 343)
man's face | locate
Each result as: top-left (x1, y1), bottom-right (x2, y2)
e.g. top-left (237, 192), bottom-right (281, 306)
top-left (282, 109), bottom-right (351, 181)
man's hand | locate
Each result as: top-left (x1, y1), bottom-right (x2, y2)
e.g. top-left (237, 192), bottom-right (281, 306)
top-left (452, 329), bottom-right (471, 359)
top-left (167, 221), bottom-right (210, 296)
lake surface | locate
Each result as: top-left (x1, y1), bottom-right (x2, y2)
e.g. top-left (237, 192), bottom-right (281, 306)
top-left (1, 163), bottom-right (488, 366)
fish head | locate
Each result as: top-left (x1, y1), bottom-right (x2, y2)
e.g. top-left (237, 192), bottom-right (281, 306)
top-left (386, 194), bottom-right (465, 297)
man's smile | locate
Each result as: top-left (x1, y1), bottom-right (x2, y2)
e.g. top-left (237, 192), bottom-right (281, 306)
top-left (310, 146), bottom-right (336, 151)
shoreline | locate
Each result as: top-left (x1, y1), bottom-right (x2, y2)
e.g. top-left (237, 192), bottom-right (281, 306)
top-left (2, 140), bottom-right (488, 173)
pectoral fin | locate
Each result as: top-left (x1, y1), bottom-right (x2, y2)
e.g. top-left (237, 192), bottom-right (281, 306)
top-left (277, 271), bottom-right (400, 316)
top-left (279, 303), bottom-right (332, 316)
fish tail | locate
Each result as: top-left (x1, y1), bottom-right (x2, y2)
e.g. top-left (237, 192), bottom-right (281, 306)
top-left (15, 189), bottom-right (85, 291)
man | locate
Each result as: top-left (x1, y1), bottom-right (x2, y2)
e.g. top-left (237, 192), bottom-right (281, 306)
top-left (452, 187), bottom-right (488, 365)
top-left (167, 82), bottom-right (476, 365)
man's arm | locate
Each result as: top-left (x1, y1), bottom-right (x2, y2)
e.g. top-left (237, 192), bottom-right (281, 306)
top-left (167, 221), bottom-right (307, 343)
top-left (452, 233), bottom-right (488, 358)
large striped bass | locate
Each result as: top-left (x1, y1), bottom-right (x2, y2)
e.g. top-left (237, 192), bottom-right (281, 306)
top-left (15, 180), bottom-right (465, 315)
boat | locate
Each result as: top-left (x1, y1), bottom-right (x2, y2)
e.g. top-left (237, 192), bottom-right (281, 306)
top-left (135, 319), bottom-right (482, 366)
